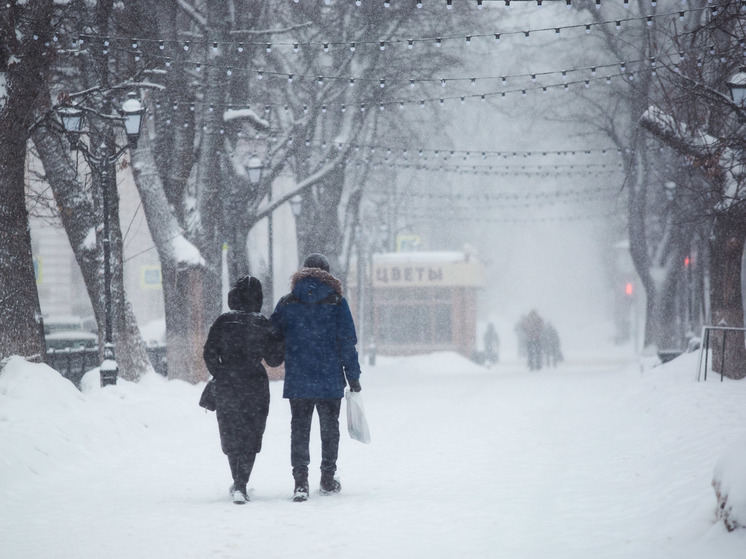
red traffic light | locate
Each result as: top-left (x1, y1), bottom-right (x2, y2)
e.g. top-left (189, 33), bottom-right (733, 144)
top-left (625, 282), bottom-right (634, 296)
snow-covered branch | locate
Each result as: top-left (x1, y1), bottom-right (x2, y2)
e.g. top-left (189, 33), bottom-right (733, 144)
top-left (640, 105), bottom-right (745, 210)
top-left (176, 0), bottom-right (205, 28)
top-left (223, 108), bottom-right (269, 131)
top-left (253, 146), bottom-right (353, 222)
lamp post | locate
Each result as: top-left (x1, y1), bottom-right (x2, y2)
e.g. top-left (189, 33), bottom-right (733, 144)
top-left (727, 69), bottom-right (746, 106)
top-left (247, 155), bottom-right (267, 302)
top-left (290, 194), bottom-right (303, 268)
top-left (54, 92), bottom-right (144, 386)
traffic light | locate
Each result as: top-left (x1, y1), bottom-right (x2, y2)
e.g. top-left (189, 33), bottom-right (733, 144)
top-left (625, 282), bottom-right (634, 297)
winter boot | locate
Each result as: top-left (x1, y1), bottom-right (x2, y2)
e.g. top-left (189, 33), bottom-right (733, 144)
top-left (293, 474), bottom-right (309, 502)
top-left (319, 472), bottom-right (341, 495)
top-left (232, 486), bottom-right (248, 505)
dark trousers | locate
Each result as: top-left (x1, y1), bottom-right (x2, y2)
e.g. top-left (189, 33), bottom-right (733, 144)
top-left (228, 452), bottom-right (256, 492)
top-left (290, 398), bottom-right (341, 478)
top-left (527, 340), bottom-right (542, 370)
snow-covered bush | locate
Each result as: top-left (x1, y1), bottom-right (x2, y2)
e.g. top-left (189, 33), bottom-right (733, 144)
top-left (712, 434), bottom-right (746, 531)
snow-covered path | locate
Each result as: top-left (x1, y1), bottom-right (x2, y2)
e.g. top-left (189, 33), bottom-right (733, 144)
top-left (1, 351), bottom-right (744, 559)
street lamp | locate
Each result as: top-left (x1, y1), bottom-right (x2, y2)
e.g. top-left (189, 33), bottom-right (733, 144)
top-left (57, 105), bottom-right (83, 147)
top-left (290, 194), bottom-right (303, 218)
top-left (120, 92), bottom-right (145, 149)
top-left (54, 92), bottom-right (145, 386)
top-left (247, 154), bottom-right (263, 185)
top-left (727, 69), bottom-right (746, 106)
top-left (246, 155), bottom-right (271, 304)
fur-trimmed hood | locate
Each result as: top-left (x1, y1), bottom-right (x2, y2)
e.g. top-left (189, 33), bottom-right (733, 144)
top-left (290, 267), bottom-right (343, 302)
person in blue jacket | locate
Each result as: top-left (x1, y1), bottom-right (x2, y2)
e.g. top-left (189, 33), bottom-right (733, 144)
top-left (271, 253), bottom-right (362, 502)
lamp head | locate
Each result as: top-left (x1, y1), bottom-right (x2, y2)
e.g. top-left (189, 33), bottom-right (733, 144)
top-left (247, 155), bottom-right (263, 185)
top-left (727, 70), bottom-right (746, 106)
top-left (119, 92), bottom-right (145, 148)
top-left (290, 194), bottom-right (303, 217)
top-left (57, 105), bottom-right (83, 150)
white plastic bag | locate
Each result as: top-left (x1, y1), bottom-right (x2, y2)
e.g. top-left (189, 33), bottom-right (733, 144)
top-left (345, 390), bottom-right (371, 444)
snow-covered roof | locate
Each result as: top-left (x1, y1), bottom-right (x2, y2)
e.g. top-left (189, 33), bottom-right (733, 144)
top-left (373, 251), bottom-right (476, 264)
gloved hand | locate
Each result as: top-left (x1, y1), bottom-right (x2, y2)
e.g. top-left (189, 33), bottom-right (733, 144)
top-left (348, 378), bottom-right (362, 392)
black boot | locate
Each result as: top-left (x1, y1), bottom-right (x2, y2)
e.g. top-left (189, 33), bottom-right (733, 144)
top-left (293, 472), bottom-right (309, 502)
top-left (319, 472), bottom-right (341, 495)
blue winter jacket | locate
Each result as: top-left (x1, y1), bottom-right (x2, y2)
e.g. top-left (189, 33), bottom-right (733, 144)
top-left (271, 268), bottom-right (361, 399)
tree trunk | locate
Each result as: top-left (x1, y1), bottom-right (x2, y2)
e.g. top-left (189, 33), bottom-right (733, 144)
top-left (0, 0), bottom-right (53, 361)
top-left (0, 121), bottom-right (45, 362)
top-left (130, 118), bottom-right (208, 383)
top-left (297, 164), bottom-right (346, 272)
top-left (709, 221), bottom-right (746, 379)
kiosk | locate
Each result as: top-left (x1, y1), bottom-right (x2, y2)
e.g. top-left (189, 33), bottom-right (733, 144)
top-left (350, 251), bottom-right (485, 358)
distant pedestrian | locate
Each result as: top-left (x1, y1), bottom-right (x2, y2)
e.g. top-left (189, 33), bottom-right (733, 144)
top-left (520, 310), bottom-right (544, 371)
top-left (203, 276), bottom-right (284, 505)
top-left (484, 322), bottom-right (500, 365)
top-left (271, 253), bottom-right (362, 502)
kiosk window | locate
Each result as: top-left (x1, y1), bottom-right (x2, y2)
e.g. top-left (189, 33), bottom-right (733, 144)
top-left (377, 296), bottom-right (453, 345)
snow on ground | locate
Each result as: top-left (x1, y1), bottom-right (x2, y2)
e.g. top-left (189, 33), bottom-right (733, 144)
top-left (1, 341), bottom-right (745, 559)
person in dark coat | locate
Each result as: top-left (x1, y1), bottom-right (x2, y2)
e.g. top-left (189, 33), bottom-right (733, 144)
top-left (542, 322), bottom-right (563, 368)
top-left (484, 322), bottom-right (500, 365)
top-left (203, 275), bottom-right (284, 504)
top-left (270, 253), bottom-right (362, 502)
top-left (520, 309), bottom-right (544, 371)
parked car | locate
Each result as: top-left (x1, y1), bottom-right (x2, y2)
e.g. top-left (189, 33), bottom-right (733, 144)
top-left (43, 315), bottom-right (89, 336)
top-left (45, 330), bottom-right (98, 351)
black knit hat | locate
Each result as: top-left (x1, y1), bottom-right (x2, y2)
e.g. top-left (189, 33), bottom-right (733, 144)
top-left (228, 275), bottom-right (263, 313)
top-left (303, 253), bottom-right (330, 272)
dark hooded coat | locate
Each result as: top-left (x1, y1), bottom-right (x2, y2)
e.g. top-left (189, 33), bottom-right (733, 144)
top-left (203, 276), bottom-right (284, 455)
top-left (271, 267), bottom-right (361, 400)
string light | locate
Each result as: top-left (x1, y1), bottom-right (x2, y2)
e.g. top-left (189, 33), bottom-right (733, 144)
top-left (71, 7), bottom-right (710, 56)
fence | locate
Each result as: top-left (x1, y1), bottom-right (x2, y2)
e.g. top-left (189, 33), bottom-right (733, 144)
top-left (47, 345), bottom-right (169, 390)
top-left (695, 326), bottom-right (746, 382)
top-left (46, 347), bottom-right (99, 389)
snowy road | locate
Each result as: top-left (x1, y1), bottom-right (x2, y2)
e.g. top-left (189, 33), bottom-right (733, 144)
top-left (1, 351), bottom-right (744, 558)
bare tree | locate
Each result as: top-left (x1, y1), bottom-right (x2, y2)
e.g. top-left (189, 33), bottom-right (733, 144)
top-left (0, 1), bottom-right (54, 361)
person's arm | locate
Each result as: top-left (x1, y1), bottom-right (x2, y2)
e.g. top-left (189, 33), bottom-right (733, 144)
top-left (203, 318), bottom-right (226, 379)
top-left (264, 320), bottom-right (285, 368)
